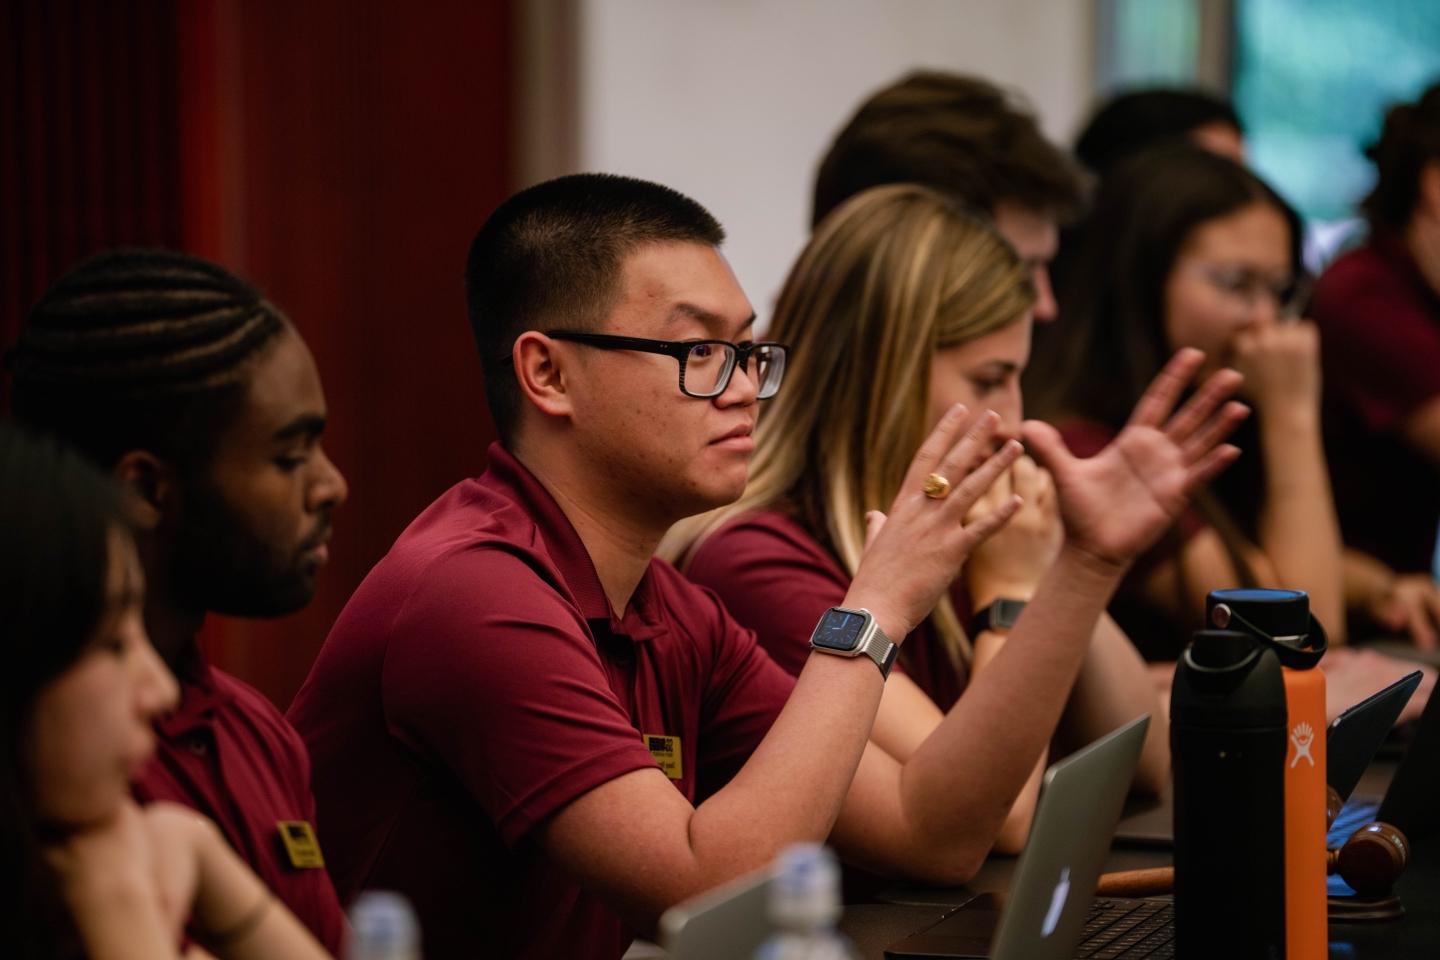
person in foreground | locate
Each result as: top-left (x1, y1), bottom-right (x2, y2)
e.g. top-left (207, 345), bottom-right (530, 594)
top-left (6, 250), bottom-right (350, 952)
top-left (290, 173), bottom-right (1243, 960)
top-left (664, 185), bottom-right (1168, 855)
top-left (0, 425), bottom-right (330, 960)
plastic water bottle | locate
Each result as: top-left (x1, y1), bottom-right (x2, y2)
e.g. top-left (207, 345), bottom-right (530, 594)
top-left (348, 890), bottom-right (420, 960)
top-left (754, 844), bottom-right (856, 960)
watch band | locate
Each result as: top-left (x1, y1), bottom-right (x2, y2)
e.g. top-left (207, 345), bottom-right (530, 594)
top-left (970, 598), bottom-right (1028, 637)
top-left (809, 607), bottom-right (899, 678)
top-left (853, 618), bottom-right (900, 678)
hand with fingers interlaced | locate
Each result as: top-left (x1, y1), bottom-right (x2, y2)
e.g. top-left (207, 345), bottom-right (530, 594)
top-left (964, 455), bottom-right (1062, 608)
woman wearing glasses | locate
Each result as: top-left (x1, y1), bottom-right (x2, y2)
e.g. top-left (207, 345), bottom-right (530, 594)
top-left (2, 425), bottom-right (332, 960)
top-left (663, 184), bottom-right (1174, 853)
top-left (1028, 143), bottom-right (1347, 655)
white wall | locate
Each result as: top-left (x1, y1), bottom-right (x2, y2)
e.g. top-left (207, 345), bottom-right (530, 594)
top-left (567, 0), bottom-right (1095, 319)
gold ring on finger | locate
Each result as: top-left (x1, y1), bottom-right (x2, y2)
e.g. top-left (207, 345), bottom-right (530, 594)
top-left (923, 472), bottom-right (952, 500)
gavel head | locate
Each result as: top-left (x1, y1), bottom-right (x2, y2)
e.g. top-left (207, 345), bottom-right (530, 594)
top-left (1325, 785), bottom-right (1410, 898)
top-left (1329, 822), bottom-right (1411, 898)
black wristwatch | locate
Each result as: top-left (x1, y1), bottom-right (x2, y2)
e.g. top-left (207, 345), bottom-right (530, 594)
top-left (809, 606), bottom-right (899, 678)
top-left (970, 598), bottom-right (1028, 636)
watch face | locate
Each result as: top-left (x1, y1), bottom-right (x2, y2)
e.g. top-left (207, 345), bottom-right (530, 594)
top-left (813, 609), bottom-right (866, 651)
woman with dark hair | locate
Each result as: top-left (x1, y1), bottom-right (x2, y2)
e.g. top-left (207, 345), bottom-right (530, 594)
top-left (1029, 144), bottom-right (1346, 656)
top-left (0, 424), bottom-right (331, 960)
top-left (1311, 81), bottom-right (1440, 646)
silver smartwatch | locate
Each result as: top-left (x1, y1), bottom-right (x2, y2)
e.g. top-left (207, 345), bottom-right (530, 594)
top-left (808, 606), bottom-right (899, 679)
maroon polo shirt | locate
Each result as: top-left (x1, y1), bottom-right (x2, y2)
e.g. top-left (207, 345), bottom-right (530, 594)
top-left (1312, 229), bottom-right (1440, 573)
top-left (685, 508), bottom-right (969, 711)
top-left (134, 660), bottom-right (346, 954)
top-left (287, 443), bottom-right (794, 960)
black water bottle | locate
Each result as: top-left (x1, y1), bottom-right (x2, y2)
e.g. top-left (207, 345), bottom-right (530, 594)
top-left (1171, 628), bottom-right (1288, 960)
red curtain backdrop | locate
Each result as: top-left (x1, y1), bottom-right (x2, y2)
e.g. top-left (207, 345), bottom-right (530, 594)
top-left (3, 0), bottom-right (511, 708)
top-left (1, 0), bottom-right (185, 354)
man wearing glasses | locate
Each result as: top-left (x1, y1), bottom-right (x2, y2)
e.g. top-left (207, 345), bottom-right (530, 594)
top-left (290, 173), bottom-right (1245, 960)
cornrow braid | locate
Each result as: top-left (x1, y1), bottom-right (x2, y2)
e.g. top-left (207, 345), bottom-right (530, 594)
top-left (5, 249), bottom-right (289, 470)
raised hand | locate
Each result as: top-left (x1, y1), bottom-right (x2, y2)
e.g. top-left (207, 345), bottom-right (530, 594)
top-left (849, 405), bottom-right (1023, 641)
top-left (1022, 348), bottom-right (1248, 571)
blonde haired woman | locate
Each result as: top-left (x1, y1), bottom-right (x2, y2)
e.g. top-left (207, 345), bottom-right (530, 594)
top-left (665, 185), bottom-right (1180, 851)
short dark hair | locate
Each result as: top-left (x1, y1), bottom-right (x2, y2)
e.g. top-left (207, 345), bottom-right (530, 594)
top-left (1362, 81), bottom-right (1440, 231)
top-left (5, 249), bottom-right (289, 471)
top-left (464, 173), bottom-right (725, 442)
top-left (1074, 87), bottom-right (1243, 180)
top-left (811, 71), bottom-right (1085, 229)
top-left (0, 423), bottom-right (130, 959)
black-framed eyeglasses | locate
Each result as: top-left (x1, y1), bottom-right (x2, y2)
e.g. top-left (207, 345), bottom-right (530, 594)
top-left (545, 331), bottom-right (789, 399)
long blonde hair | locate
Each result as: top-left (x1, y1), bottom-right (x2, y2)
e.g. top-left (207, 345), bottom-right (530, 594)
top-left (663, 184), bottom-right (1034, 666)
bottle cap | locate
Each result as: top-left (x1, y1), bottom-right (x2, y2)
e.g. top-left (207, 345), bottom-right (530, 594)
top-left (769, 843), bottom-right (842, 930)
top-left (348, 890), bottom-right (419, 960)
top-left (1207, 588), bottom-right (1326, 669)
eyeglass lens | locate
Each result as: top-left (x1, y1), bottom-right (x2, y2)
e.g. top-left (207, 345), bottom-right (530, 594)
top-left (682, 343), bottom-right (786, 399)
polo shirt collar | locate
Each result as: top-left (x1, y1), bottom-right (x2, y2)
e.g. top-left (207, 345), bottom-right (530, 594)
top-left (153, 648), bottom-right (233, 738)
top-left (482, 443), bottom-right (665, 639)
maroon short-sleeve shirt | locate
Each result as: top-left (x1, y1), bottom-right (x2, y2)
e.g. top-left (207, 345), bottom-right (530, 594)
top-left (287, 444), bottom-right (794, 960)
top-left (1312, 230), bottom-right (1440, 572)
top-left (134, 662), bottom-right (346, 954)
top-left (685, 508), bottom-right (969, 711)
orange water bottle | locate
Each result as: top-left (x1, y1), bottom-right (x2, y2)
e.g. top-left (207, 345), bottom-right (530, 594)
top-left (1208, 589), bottom-right (1328, 960)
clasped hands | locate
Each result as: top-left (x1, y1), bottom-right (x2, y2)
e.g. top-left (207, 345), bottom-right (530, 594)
top-left (850, 349), bottom-right (1247, 642)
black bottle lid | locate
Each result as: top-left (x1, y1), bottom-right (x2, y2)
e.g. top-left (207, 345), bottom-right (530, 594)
top-left (1172, 629), bottom-right (1288, 729)
top-left (1206, 587), bottom-right (1327, 670)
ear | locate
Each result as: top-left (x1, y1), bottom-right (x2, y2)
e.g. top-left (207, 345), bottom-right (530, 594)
top-left (1420, 160), bottom-right (1440, 220)
top-left (112, 450), bottom-right (173, 531)
top-left (512, 331), bottom-right (576, 423)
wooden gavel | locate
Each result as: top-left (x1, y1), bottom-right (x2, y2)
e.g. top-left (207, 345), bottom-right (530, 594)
top-left (1096, 787), bottom-right (1409, 900)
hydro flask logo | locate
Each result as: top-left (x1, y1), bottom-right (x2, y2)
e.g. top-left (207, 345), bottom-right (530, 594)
top-left (1289, 721), bottom-right (1315, 768)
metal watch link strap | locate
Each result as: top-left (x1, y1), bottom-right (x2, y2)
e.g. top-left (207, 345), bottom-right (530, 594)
top-left (858, 624), bottom-right (900, 678)
top-left (809, 607), bottom-right (899, 679)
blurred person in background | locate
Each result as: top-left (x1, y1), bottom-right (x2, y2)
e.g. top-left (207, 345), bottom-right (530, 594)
top-left (1312, 80), bottom-right (1440, 646)
top-left (813, 70), bottom-right (1085, 325)
top-left (5, 250), bottom-right (350, 952)
top-left (663, 184), bottom-right (1172, 858)
top-left (1073, 87), bottom-right (1246, 180)
top-left (0, 424), bottom-right (331, 960)
top-left (1031, 144), bottom-right (1436, 715)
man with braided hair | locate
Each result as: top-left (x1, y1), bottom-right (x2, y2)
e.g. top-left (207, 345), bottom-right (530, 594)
top-left (5, 249), bottom-right (350, 952)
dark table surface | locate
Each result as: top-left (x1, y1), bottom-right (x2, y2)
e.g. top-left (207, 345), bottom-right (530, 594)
top-left (841, 763), bottom-right (1438, 959)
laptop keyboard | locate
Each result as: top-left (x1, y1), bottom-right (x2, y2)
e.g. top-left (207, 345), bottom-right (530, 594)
top-left (1074, 898), bottom-right (1174, 959)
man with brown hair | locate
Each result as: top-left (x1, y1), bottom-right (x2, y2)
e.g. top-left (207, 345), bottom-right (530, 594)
top-left (813, 71), bottom-right (1086, 323)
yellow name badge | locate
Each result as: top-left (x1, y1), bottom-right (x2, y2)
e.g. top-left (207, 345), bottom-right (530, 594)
top-left (645, 734), bottom-right (683, 780)
top-left (277, 820), bottom-right (326, 870)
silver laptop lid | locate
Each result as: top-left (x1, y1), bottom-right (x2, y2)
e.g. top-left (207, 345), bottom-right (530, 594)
top-left (989, 714), bottom-right (1150, 960)
top-left (659, 866), bottom-right (775, 960)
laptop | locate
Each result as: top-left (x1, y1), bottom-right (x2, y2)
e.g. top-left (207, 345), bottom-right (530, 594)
top-left (1334, 665), bottom-right (1440, 850)
top-left (1115, 670), bottom-right (1422, 847)
top-left (658, 866), bottom-right (775, 960)
top-left (886, 715), bottom-right (1156, 960)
